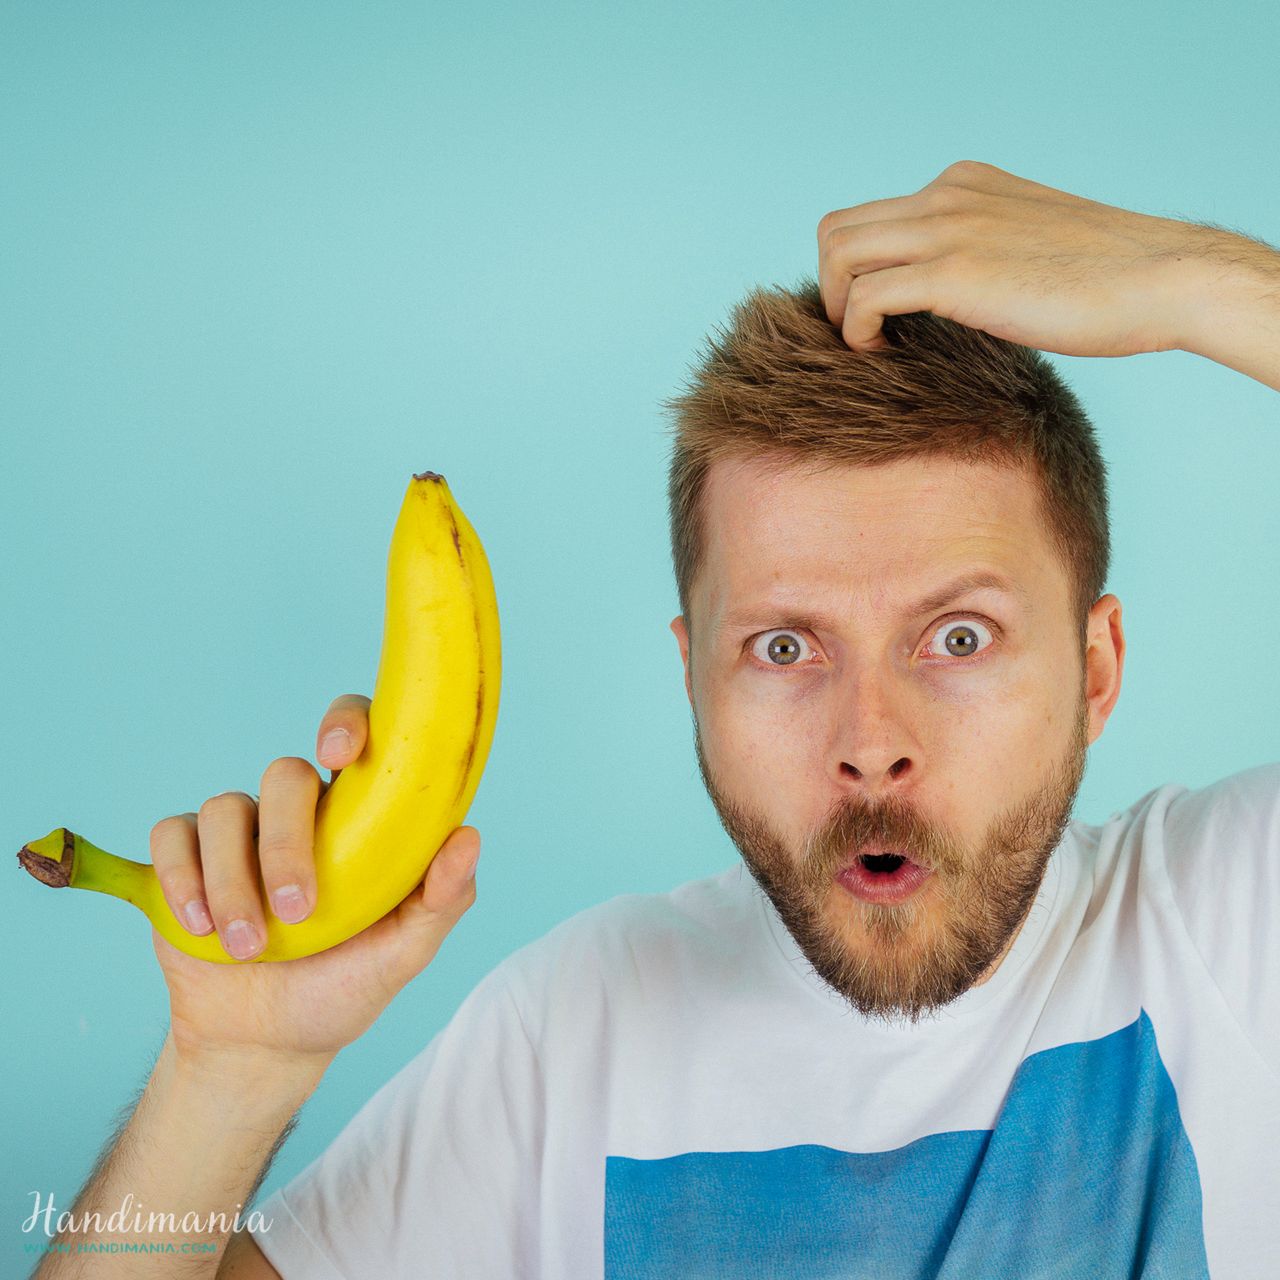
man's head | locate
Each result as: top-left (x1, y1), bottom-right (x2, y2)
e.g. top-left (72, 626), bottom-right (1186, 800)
top-left (661, 281), bottom-right (1125, 1025)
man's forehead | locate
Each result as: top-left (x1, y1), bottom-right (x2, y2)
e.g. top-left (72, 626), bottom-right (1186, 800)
top-left (696, 452), bottom-right (1056, 618)
top-left (702, 450), bottom-right (1039, 519)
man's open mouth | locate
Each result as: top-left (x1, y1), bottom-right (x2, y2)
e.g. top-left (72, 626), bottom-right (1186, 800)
top-left (859, 852), bottom-right (908, 874)
top-left (836, 849), bottom-right (933, 903)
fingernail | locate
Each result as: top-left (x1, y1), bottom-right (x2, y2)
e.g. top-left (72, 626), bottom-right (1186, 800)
top-left (272, 884), bottom-right (309, 923)
top-left (184, 899), bottom-right (214, 934)
top-left (223, 918), bottom-right (261, 960)
top-left (319, 728), bottom-right (352, 764)
top-left (462, 847), bottom-right (480, 880)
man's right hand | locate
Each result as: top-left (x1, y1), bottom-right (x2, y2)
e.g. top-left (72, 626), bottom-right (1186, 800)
top-left (147, 692), bottom-right (482, 1072)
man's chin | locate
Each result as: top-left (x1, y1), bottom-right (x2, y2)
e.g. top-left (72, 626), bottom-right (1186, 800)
top-left (795, 882), bottom-right (996, 1018)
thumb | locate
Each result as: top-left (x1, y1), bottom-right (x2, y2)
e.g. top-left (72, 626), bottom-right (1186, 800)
top-left (380, 827), bottom-right (481, 978)
top-left (417, 825), bottom-right (481, 914)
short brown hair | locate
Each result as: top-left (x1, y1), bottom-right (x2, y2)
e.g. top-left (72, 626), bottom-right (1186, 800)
top-left (660, 277), bottom-right (1110, 654)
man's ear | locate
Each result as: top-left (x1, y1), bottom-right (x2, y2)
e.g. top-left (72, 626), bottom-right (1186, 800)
top-left (669, 615), bottom-right (694, 709)
top-left (1083, 593), bottom-right (1126, 745)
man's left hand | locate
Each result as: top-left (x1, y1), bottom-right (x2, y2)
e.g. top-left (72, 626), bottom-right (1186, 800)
top-left (817, 160), bottom-right (1276, 378)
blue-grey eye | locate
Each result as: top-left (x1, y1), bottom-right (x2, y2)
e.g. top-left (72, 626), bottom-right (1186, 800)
top-left (755, 631), bottom-right (809, 666)
top-left (927, 619), bottom-right (993, 659)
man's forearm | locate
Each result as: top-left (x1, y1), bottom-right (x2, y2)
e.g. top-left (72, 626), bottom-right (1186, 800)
top-left (31, 1030), bottom-right (330, 1279)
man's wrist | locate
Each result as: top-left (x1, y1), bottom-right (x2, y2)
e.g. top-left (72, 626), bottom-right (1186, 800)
top-left (166, 1033), bottom-right (334, 1117)
top-left (1167, 224), bottom-right (1280, 385)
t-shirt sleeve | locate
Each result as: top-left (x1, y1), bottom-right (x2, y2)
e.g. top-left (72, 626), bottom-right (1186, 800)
top-left (249, 959), bottom-right (545, 1279)
top-left (1161, 760), bottom-right (1280, 1077)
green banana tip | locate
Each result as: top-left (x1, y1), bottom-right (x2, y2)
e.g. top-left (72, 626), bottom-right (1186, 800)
top-left (16, 828), bottom-right (74, 888)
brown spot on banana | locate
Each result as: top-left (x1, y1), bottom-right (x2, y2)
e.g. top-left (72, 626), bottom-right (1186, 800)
top-left (451, 677), bottom-right (485, 811)
top-left (443, 502), bottom-right (463, 561)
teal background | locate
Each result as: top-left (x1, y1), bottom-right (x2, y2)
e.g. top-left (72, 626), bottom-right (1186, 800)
top-left (2, 0), bottom-right (1278, 1271)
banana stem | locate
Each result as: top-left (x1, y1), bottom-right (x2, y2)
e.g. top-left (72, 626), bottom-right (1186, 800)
top-left (17, 828), bottom-right (155, 908)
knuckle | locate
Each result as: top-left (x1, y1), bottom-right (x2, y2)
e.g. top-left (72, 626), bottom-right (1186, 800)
top-left (149, 814), bottom-right (187, 849)
top-left (917, 185), bottom-right (954, 214)
top-left (198, 791), bottom-right (253, 821)
top-left (154, 861), bottom-right (194, 895)
top-left (256, 831), bottom-right (307, 870)
top-left (198, 845), bottom-right (261, 904)
top-left (922, 183), bottom-right (977, 220)
top-left (458, 879), bottom-right (478, 911)
top-left (261, 756), bottom-right (318, 788)
top-left (846, 273), bottom-right (877, 304)
top-left (199, 855), bottom-right (254, 896)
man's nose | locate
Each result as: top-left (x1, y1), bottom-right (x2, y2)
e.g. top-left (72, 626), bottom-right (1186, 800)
top-left (831, 669), bottom-right (920, 790)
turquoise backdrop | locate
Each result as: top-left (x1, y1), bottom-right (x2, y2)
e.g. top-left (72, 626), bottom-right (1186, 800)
top-left (3, 2), bottom-right (1278, 1272)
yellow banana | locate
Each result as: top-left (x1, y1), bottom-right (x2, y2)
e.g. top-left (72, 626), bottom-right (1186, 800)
top-left (16, 470), bottom-right (501, 962)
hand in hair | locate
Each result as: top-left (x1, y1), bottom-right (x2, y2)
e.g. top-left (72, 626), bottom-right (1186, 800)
top-left (816, 160), bottom-right (1280, 390)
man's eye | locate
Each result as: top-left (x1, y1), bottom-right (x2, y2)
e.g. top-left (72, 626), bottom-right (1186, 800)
top-left (924, 617), bottom-right (994, 659)
top-left (751, 631), bottom-right (814, 667)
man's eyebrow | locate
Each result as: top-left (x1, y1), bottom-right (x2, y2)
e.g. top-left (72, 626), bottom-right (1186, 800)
top-left (718, 570), bottom-right (1028, 633)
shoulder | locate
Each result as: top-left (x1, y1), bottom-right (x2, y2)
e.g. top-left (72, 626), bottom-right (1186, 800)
top-left (1056, 763), bottom-right (1280, 935)
top-left (1161, 760), bottom-right (1280, 844)
top-left (1146, 762), bottom-right (1280, 1073)
top-left (482, 862), bottom-right (755, 1019)
top-left (1085, 761), bottom-right (1280, 859)
top-left (497, 862), bottom-right (751, 975)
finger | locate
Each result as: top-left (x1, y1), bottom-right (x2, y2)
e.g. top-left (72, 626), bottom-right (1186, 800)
top-left (814, 161), bottom-right (1008, 255)
top-left (256, 757), bottom-right (322, 925)
top-left (380, 827), bottom-right (482, 986)
top-left (818, 193), bottom-right (933, 247)
top-left (838, 263), bottom-right (938, 352)
top-left (317, 692), bottom-right (372, 772)
top-left (196, 790), bottom-right (268, 961)
top-left (150, 813), bottom-right (214, 936)
top-left (818, 216), bottom-right (947, 328)
top-left (417, 825), bottom-right (481, 916)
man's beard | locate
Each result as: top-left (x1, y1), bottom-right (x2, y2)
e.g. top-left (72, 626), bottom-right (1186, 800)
top-left (692, 692), bottom-right (1090, 1027)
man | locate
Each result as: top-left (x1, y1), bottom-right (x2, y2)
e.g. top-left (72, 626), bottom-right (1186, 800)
top-left (41, 162), bottom-right (1280, 1278)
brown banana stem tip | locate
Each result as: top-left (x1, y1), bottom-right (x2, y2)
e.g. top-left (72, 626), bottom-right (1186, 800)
top-left (16, 829), bottom-right (74, 888)
top-left (413, 471), bottom-right (443, 482)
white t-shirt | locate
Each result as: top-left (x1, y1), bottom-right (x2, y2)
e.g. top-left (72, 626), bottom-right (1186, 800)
top-left (251, 764), bottom-right (1280, 1279)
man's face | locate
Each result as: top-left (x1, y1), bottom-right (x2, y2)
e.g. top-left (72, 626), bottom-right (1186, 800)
top-left (670, 452), bottom-right (1122, 1025)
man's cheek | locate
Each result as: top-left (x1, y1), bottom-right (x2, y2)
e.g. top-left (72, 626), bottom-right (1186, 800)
top-left (952, 691), bottom-right (1059, 778)
top-left (705, 700), bottom-right (797, 783)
